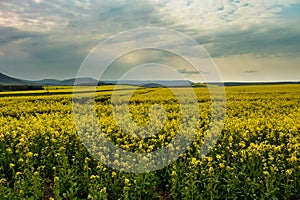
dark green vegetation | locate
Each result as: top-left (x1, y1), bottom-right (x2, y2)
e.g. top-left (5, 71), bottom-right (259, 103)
top-left (0, 85), bottom-right (44, 92)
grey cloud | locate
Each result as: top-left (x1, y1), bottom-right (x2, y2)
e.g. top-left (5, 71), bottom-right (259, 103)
top-left (204, 24), bottom-right (300, 58)
top-left (157, 1), bottom-right (300, 59)
top-left (66, 0), bottom-right (168, 33)
top-left (0, 0), bottom-right (170, 79)
top-left (0, 28), bottom-right (88, 79)
top-left (0, 27), bottom-right (42, 46)
top-left (243, 70), bottom-right (257, 73)
top-left (178, 68), bottom-right (207, 75)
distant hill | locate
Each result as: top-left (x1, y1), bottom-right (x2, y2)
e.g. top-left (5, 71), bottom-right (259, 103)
top-left (102, 80), bottom-right (194, 87)
top-left (33, 79), bottom-right (61, 85)
top-left (0, 72), bottom-right (99, 86)
top-left (0, 72), bottom-right (28, 85)
top-left (204, 82), bottom-right (300, 87)
top-left (0, 72), bottom-right (299, 87)
top-left (0, 72), bottom-right (194, 87)
top-left (34, 78), bottom-right (99, 86)
top-left (61, 78), bottom-right (99, 86)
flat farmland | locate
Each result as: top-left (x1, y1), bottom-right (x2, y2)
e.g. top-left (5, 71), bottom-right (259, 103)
top-left (0, 85), bottom-right (299, 199)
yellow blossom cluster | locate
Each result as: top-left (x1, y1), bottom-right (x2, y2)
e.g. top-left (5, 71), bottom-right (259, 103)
top-left (0, 85), bottom-right (299, 199)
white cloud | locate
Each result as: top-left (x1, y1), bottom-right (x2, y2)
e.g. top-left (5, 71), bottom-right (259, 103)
top-left (0, 1), bottom-right (78, 32)
top-left (33, 0), bottom-right (42, 4)
top-left (151, 0), bottom-right (299, 32)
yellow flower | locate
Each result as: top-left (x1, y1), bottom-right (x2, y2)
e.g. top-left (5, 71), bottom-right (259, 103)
top-left (263, 171), bottom-right (269, 177)
top-left (228, 136), bottom-right (233, 143)
top-left (19, 138), bottom-right (25, 143)
top-left (226, 166), bottom-right (231, 171)
top-left (90, 175), bottom-right (98, 180)
top-left (100, 187), bottom-right (107, 193)
top-left (190, 157), bottom-right (198, 165)
top-left (9, 163), bottom-right (15, 169)
top-left (54, 176), bottom-right (60, 183)
top-left (171, 171), bottom-right (177, 176)
top-left (6, 148), bottom-right (12, 155)
top-left (239, 141), bottom-right (246, 148)
top-left (124, 178), bottom-right (130, 185)
top-left (26, 152), bottom-right (33, 158)
top-left (208, 167), bottom-right (214, 175)
top-left (15, 172), bottom-right (23, 177)
top-left (207, 156), bottom-right (213, 162)
top-left (85, 157), bottom-right (91, 164)
top-left (286, 169), bottom-right (293, 176)
top-left (0, 178), bottom-right (6, 184)
top-left (290, 155), bottom-right (297, 163)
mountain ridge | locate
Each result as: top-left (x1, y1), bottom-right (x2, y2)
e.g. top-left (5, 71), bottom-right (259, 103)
top-left (0, 72), bottom-right (194, 86)
top-left (0, 73), bottom-right (99, 86)
top-left (0, 72), bottom-right (28, 85)
top-left (0, 72), bottom-right (299, 87)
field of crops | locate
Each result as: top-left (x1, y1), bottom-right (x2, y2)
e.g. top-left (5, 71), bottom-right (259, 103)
top-left (0, 85), bottom-right (299, 199)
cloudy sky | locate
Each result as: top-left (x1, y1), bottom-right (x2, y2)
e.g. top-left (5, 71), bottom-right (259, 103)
top-left (0, 0), bottom-right (299, 82)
